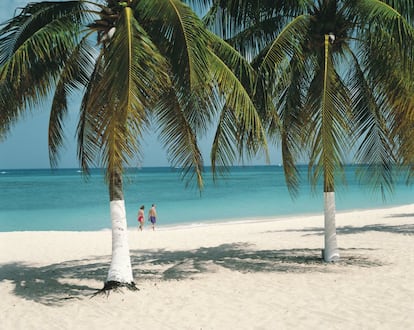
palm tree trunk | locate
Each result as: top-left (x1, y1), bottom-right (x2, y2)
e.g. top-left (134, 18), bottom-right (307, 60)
top-left (323, 189), bottom-right (340, 262)
top-left (321, 34), bottom-right (340, 262)
top-left (105, 170), bottom-right (135, 289)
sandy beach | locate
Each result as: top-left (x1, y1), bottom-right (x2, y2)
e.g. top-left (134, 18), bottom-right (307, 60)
top-left (0, 204), bottom-right (413, 329)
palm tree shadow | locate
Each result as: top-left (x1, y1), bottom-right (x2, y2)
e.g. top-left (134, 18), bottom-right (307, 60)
top-left (0, 243), bottom-right (383, 305)
top-left (267, 223), bottom-right (414, 236)
top-left (0, 257), bottom-right (109, 306)
top-left (387, 213), bottom-right (414, 218)
top-left (338, 223), bottom-right (414, 235)
top-left (130, 243), bottom-right (382, 281)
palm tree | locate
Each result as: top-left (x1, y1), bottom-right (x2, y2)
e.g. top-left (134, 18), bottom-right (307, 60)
top-left (0, 0), bottom-right (267, 290)
top-left (203, 0), bottom-right (414, 261)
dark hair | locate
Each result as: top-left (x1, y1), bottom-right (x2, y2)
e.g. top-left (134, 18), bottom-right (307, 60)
top-left (140, 205), bottom-right (145, 209)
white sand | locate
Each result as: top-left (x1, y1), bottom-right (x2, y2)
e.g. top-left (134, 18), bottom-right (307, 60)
top-left (0, 204), bottom-right (413, 329)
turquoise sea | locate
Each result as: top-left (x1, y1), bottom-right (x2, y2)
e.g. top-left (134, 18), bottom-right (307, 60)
top-left (0, 165), bottom-right (413, 232)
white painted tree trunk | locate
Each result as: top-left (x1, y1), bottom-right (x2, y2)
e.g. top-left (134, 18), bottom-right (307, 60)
top-left (106, 200), bottom-right (134, 284)
top-left (323, 192), bottom-right (340, 262)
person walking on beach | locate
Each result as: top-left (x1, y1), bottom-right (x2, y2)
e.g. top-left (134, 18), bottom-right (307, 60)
top-left (137, 205), bottom-right (145, 231)
top-left (148, 204), bottom-right (157, 231)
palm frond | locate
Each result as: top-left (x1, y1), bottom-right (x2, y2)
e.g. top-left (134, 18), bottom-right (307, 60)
top-left (79, 6), bottom-right (170, 180)
top-left (274, 56), bottom-right (312, 196)
top-left (210, 103), bottom-right (238, 178)
top-left (258, 15), bottom-right (310, 79)
top-left (136, 0), bottom-right (210, 92)
top-left (0, 0), bottom-right (86, 135)
top-left (353, 0), bottom-right (414, 65)
top-left (346, 49), bottom-right (397, 196)
top-left (0, 1), bottom-right (86, 65)
top-left (77, 51), bottom-right (106, 175)
top-left (202, 0), bottom-right (309, 41)
top-left (381, 0), bottom-right (414, 23)
top-left (154, 87), bottom-right (205, 189)
top-left (0, 82), bottom-right (18, 140)
top-left (206, 33), bottom-right (268, 173)
top-left (306, 43), bottom-right (352, 192)
top-left (391, 89), bottom-right (414, 183)
top-left (49, 34), bottom-right (97, 167)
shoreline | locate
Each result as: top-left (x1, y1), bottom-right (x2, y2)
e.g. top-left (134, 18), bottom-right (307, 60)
top-left (3, 165), bottom-right (414, 233)
top-left (2, 202), bottom-right (414, 233)
top-left (155, 201), bottom-right (414, 230)
top-left (1, 203), bottom-right (413, 329)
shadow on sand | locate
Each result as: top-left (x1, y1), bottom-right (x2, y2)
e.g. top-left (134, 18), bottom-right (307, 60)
top-left (266, 223), bottom-right (414, 236)
top-left (0, 258), bottom-right (109, 305)
top-left (0, 243), bottom-right (381, 306)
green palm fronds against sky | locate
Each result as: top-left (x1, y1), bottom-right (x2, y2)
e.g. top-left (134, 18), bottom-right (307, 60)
top-left (0, 0), bottom-right (267, 188)
top-left (203, 0), bottom-right (414, 197)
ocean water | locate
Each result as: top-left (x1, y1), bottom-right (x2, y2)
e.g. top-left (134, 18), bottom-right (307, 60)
top-left (0, 165), bottom-right (413, 232)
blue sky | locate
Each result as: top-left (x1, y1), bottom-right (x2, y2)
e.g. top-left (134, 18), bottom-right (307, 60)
top-left (0, 0), bottom-right (280, 169)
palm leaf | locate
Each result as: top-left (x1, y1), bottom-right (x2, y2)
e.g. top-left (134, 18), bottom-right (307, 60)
top-left (136, 0), bottom-right (210, 93)
top-left (154, 87), bottom-right (205, 189)
top-left (49, 34), bottom-right (97, 167)
top-left (274, 56), bottom-right (312, 196)
top-left (353, 0), bottom-right (414, 65)
top-left (0, 1), bottom-right (86, 139)
top-left (347, 26), bottom-right (407, 196)
top-left (79, 6), bottom-right (170, 180)
top-left (306, 42), bottom-right (352, 192)
top-left (257, 15), bottom-right (310, 77)
top-left (206, 32), bottom-right (268, 175)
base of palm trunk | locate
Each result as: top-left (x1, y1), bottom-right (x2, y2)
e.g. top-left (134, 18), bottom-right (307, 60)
top-left (321, 249), bottom-right (339, 262)
top-left (103, 280), bottom-right (138, 290)
top-left (93, 281), bottom-right (138, 296)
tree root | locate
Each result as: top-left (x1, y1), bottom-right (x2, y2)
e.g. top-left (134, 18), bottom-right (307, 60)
top-left (92, 281), bottom-right (139, 297)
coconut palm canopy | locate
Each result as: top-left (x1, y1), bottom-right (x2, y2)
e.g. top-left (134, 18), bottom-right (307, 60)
top-left (203, 0), bottom-right (414, 261)
top-left (0, 0), bottom-right (267, 290)
top-left (0, 0), bottom-right (267, 184)
top-left (205, 0), bottom-right (414, 193)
